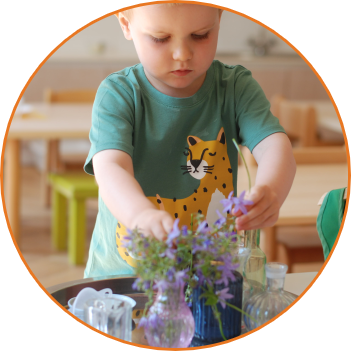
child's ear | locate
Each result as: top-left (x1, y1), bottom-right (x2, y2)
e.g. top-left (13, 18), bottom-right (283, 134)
top-left (218, 9), bottom-right (224, 24)
top-left (115, 13), bottom-right (133, 41)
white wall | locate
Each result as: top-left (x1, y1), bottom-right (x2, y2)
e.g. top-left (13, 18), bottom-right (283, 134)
top-left (50, 10), bottom-right (295, 62)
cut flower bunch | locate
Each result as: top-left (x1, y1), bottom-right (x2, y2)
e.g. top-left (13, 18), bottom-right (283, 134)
top-left (123, 189), bottom-right (255, 342)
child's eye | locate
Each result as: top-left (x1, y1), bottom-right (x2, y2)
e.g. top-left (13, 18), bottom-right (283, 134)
top-left (192, 32), bottom-right (209, 41)
top-left (151, 36), bottom-right (170, 44)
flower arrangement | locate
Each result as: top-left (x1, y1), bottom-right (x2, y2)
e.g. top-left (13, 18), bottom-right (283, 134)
top-left (124, 190), bottom-right (255, 341)
top-left (123, 139), bottom-right (256, 345)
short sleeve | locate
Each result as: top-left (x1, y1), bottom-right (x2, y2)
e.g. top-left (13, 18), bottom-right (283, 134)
top-left (84, 75), bottom-right (135, 175)
top-left (234, 67), bottom-right (285, 151)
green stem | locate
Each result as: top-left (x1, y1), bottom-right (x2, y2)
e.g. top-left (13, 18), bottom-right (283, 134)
top-left (232, 138), bottom-right (251, 192)
top-left (213, 305), bottom-right (227, 341)
top-left (224, 301), bottom-right (258, 324)
top-left (190, 213), bottom-right (194, 273)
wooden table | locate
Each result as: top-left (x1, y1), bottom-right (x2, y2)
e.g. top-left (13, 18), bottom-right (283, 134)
top-left (5, 103), bottom-right (93, 244)
top-left (284, 271), bottom-right (317, 296)
top-left (237, 163), bottom-right (348, 262)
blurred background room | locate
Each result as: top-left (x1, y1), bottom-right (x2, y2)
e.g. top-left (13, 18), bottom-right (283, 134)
top-left (3, 10), bottom-right (348, 288)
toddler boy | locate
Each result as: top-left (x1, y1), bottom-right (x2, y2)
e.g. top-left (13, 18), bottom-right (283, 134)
top-left (84, 3), bottom-right (296, 278)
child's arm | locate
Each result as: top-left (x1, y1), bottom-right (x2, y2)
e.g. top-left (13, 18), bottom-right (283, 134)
top-left (93, 149), bottom-right (174, 240)
top-left (234, 133), bottom-right (296, 230)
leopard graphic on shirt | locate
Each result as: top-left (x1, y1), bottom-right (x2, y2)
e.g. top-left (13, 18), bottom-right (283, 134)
top-left (116, 127), bottom-right (234, 266)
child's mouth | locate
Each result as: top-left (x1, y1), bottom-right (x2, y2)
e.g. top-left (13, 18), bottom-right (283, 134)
top-left (172, 70), bottom-right (192, 76)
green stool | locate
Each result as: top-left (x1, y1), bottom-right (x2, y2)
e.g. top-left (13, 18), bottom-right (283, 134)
top-left (48, 172), bottom-right (98, 264)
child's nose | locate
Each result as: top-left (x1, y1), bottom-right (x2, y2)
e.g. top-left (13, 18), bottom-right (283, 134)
top-left (172, 41), bottom-right (192, 62)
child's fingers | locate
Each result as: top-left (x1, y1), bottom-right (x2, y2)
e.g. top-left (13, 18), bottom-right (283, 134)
top-left (236, 196), bottom-right (279, 230)
top-left (236, 200), bottom-right (279, 230)
top-left (237, 212), bottom-right (278, 230)
top-left (246, 187), bottom-right (265, 203)
top-left (151, 212), bottom-right (174, 241)
top-left (231, 187), bottom-right (264, 217)
top-left (151, 222), bottom-right (167, 241)
top-left (232, 204), bottom-right (254, 217)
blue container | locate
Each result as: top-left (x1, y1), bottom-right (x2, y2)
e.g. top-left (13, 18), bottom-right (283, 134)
top-left (191, 271), bottom-right (243, 346)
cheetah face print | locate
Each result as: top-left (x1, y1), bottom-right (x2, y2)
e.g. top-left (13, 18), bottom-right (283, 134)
top-left (181, 128), bottom-right (227, 180)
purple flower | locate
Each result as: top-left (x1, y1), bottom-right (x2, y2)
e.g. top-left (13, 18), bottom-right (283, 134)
top-left (215, 259), bottom-right (239, 286)
top-left (132, 278), bottom-right (141, 290)
top-left (197, 220), bottom-right (211, 234)
top-left (138, 316), bottom-right (148, 329)
top-left (160, 247), bottom-right (176, 259)
top-left (121, 234), bottom-right (134, 249)
top-left (166, 218), bottom-right (180, 246)
top-left (192, 237), bottom-right (213, 253)
top-left (220, 191), bottom-right (234, 213)
top-left (166, 267), bottom-right (176, 282)
top-left (181, 225), bottom-right (188, 236)
top-left (143, 280), bottom-right (151, 290)
top-left (176, 257), bottom-right (183, 264)
top-left (148, 313), bottom-right (164, 329)
top-left (174, 269), bottom-right (188, 288)
top-left (225, 231), bottom-right (238, 242)
top-left (153, 279), bottom-right (169, 291)
top-left (195, 270), bottom-right (206, 286)
top-left (232, 191), bottom-right (253, 215)
top-left (120, 240), bottom-right (132, 249)
top-left (216, 288), bottom-right (234, 309)
top-left (214, 210), bottom-right (226, 228)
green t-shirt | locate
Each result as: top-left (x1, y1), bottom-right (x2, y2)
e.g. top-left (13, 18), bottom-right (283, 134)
top-left (317, 188), bottom-right (346, 260)
top-left (84, 60), bottom-right (285, 278)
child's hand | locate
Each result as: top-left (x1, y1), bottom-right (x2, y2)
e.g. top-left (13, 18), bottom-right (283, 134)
top-left (232, 185), bottom-right (279, 231)
top-left (131, 208), bottom-right (175, 241)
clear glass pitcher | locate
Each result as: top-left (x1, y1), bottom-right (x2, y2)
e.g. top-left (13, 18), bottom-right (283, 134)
top-left (84, 296), bottom-right (133, 341)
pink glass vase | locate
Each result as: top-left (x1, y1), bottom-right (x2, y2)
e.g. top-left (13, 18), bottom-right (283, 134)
top-left (144, 283), bottom-right (195, 348)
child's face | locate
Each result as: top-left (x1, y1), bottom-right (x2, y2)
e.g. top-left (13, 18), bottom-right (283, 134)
top-left (119, 5), bottom-right (222, 98)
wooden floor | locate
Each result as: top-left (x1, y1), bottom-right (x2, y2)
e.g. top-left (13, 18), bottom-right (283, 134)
top-left (17, 167), bottom-right (324, 289)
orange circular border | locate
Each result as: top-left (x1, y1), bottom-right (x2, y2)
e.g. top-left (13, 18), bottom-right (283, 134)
top-left (1, 1), bottom-right (350, 349)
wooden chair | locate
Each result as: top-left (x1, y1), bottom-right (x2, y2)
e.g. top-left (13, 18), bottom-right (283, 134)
top-left (270, 95), bottom-right (344, 147)
top-left (42, 89), bottom-right (96, 205)
top-left (274, 146), bottom-right (347, 272)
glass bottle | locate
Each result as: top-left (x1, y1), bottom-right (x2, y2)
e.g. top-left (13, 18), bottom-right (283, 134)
top-left (236, 246), bottom-right (251, 334)
top-left (243, 262), bottom-right (296, 331)
top-left (244, 229), bottom-right (266, 293)
top-left (191, 270), bottom-right (243, 346)
top-left (144, 283), bottom-right (194, 348)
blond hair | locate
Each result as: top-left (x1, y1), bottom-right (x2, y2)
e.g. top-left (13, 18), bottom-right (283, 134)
top-left (116, 3), bottom-right (222, 21)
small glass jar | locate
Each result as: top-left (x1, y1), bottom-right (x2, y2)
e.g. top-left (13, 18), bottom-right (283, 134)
top-left (243, 262), bottom-right (296, 331)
